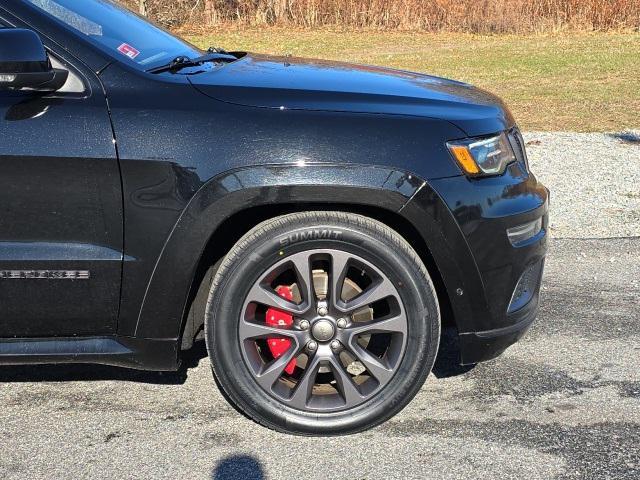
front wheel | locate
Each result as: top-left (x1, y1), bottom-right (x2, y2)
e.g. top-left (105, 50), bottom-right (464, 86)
top-left (205, 212), bottom-right (440, 435)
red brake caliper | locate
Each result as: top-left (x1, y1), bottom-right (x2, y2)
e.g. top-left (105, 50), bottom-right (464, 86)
top-left (266, 286), bottom-right (297, 375)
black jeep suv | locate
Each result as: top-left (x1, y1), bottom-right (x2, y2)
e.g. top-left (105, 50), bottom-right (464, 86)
top-left (0, 0), bottom-right (548, 435)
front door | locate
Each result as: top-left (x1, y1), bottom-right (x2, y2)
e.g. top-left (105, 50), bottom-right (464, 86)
top-left (0, 22), bottom-right (123, 337)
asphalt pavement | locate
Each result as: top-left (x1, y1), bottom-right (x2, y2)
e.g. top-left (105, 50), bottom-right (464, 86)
top-left (1, 237), bottom-right (638, 479)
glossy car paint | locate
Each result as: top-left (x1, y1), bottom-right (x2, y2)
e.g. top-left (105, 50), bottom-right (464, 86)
top-left (0, 0), bottom-right (548, 370)
top-left (0, 11), bottom-right (122, 337)
top-left (189, 53), bottom-right (515, 136)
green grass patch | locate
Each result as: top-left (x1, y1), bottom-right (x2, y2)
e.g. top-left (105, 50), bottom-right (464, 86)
top-left (184, 29), bottom-right (640, 132)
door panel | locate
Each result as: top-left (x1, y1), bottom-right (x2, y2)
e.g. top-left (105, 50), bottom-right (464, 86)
top-left (0, 45), bottom-right (122, 337)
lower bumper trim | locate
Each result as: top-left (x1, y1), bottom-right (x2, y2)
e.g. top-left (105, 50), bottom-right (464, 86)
top-left (458, 295), bottom-right (539, 365)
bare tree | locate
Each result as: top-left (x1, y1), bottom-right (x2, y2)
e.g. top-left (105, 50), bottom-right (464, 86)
top-left (204, 0), bottom-right (214, 25)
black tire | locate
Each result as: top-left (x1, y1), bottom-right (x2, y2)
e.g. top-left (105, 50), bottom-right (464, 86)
top-left (205, 211), bottom-right (440, 435)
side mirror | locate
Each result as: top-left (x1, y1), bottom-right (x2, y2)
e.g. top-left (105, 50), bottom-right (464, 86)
top-left (0, 29), bottom-right (68, 92)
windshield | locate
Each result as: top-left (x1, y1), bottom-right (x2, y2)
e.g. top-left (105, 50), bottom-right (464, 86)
top-left (25, 0), bottom-right (201, 69)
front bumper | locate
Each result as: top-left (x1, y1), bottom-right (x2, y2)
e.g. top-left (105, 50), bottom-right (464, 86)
top-left (457, 268), bottom-right (542, 364)
top-left (405, 158), bottom-right (549, 365)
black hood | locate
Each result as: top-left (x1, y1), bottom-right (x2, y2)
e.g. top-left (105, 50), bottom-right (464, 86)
top-left (189, 53), bottom-right (515, 137)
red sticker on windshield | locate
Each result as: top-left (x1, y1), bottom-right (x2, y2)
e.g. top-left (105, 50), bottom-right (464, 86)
top-left (117, 43), bottom-right (140, 60)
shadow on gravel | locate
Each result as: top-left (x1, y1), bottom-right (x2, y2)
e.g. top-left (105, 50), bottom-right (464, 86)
top-left (610, 131), bottom-right (640, 144)
top-left (0, 341), bottom-right (209, 385)
top-left (212, 455), bottom-right (265, 480)
top-left (0, 329), bottom-right (469, 384)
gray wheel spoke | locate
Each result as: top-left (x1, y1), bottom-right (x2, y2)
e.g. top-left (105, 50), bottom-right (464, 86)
top-left (349, 343), bottom-right (394, 384)
top-left (340, 277), bottom-right (396, 313)
top-left (239, 319), bottom-right (305, 342)
top-left (245, 282), bottom-right (306, 315)
top-left (286, 355), bottom-right (321, 409)
top-left (330, 250), bottom-right (351, 306)
top-left (349, 313), bottom-right (407, 337)
top-left (289, 252), bottom-right (315, 308)
top-left (328, 356), bottom-right (365, 406)
top-left (255, 346), bottom-right (300, 391)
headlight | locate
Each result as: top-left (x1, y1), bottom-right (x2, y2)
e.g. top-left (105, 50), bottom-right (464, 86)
top-left (447, 132), bottom-right (516, 177)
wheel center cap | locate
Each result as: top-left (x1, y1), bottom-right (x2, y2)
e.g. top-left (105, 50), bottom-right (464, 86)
top-left (311, 319), bottom-right (335, 342)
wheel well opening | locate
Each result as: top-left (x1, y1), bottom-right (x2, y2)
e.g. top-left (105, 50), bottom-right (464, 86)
top-left (179, 203), bottom-right (456, 351)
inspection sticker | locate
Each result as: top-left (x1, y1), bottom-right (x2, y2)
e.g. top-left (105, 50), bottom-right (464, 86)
top-left (117, 43), bottom-right (140, 60)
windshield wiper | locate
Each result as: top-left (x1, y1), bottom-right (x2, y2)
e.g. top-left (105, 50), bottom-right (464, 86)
top-left (148, 51), bottom-right (237, 74)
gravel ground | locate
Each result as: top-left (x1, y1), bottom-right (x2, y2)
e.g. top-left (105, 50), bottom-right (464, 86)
top-left (525, 131), bottom-right (640, 239)
top-left (0, 132), bottom-right (638, 479)
top-left (0, 238), bottom-right (638, 479)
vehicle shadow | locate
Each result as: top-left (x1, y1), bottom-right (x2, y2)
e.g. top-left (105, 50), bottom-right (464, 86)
top-left (0, 328), bottom-right (471, 384)
top-left (212, 455), bottom-right (265, 480)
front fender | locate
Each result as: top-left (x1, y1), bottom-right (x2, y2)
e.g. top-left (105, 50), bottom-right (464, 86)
top-left (132, 163), bottom-right (424, 339)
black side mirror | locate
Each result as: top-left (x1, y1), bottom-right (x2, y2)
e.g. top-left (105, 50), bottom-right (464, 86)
top-left (0, 29), bottom-right (68, 92)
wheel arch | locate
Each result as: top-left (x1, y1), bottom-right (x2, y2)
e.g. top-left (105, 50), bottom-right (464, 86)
top-left (132, 164), bottom-right (460, 348)
top-left (178, 201), bottom-right (456, 350)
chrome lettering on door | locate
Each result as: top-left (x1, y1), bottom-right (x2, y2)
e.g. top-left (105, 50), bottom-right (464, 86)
top-left (0, 270), bottom-right (90, 279)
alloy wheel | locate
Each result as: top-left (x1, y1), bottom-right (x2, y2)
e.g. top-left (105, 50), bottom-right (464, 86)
top-left (239, 249), bottom-right (408, 412)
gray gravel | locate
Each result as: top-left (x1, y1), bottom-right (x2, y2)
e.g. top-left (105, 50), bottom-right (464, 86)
top-left (525, 131), bottom-right (640, 239)
top-left (0, 132), bottom-right (638, 479)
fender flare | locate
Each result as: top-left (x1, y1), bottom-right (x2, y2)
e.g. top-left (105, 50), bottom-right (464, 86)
top-left (132, 163), bottom-right (484, 342)
top-left (399, 186), bottom-right (490, 336)
top-left (133, 163), bottom-right (423, 339)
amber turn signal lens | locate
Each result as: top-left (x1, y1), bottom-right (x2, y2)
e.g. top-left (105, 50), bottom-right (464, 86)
top-left (449, 145), bottom-right (480, 175)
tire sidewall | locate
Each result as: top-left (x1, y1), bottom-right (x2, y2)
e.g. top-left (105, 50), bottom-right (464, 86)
top-left (207, 214), bottom-right (440, 435)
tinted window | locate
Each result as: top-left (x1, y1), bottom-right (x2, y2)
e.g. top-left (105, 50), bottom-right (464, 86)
top-left (25, 0), bottom-right (200, 69)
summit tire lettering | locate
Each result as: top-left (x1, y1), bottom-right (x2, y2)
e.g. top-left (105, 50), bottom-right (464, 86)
top-left (278, 229), bottom-right (343, 247)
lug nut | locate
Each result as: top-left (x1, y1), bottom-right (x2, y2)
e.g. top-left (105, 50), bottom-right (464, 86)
top-left (307, 341), bottom-right (318, 352)
top-left (299, 319), bottom-right (310, 330)
top-left (317, 305), bottom-right (328, 317)
top-left (330, 340), bottom-right (341, 351)
top-left (336, 318), bottom-right (347, 329)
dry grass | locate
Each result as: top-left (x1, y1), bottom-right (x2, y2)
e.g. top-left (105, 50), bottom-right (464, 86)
top-left (198, 0), bottom-right (640, 31)
top-left (123, 0), bottom-right (640, 32)
top-left (185, 29), bottom-right (640, 131)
